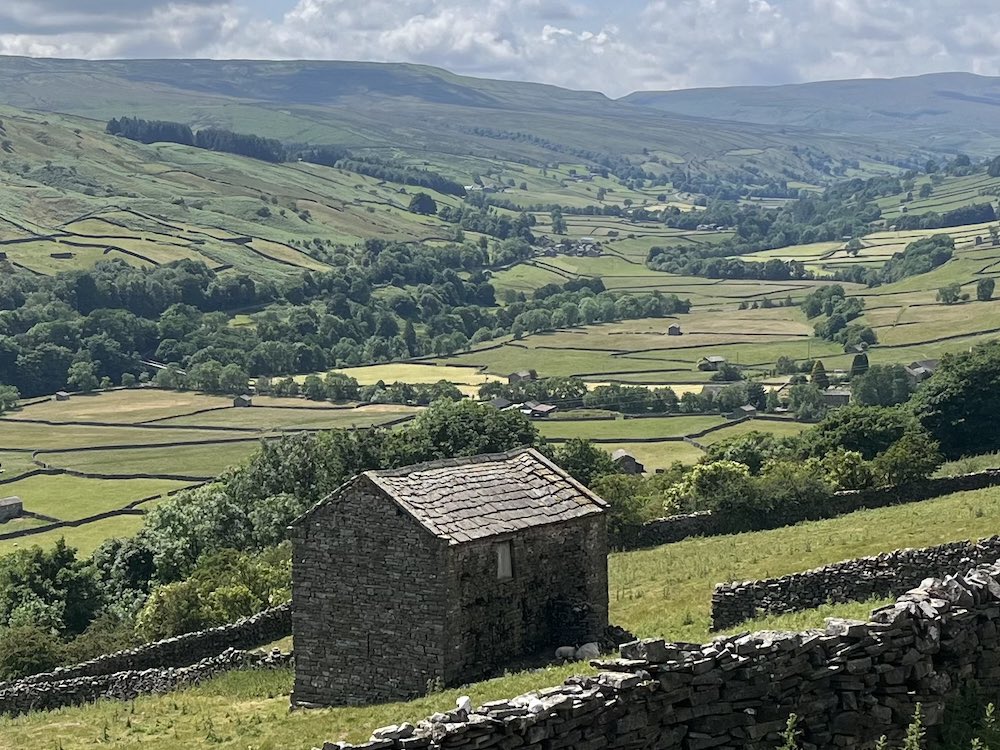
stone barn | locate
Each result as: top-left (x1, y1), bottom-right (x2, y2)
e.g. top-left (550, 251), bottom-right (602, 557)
top-left (290, 447), bottom-right (609, 708)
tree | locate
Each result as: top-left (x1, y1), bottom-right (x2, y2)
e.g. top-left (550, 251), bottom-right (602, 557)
top-left (852, 364), bottom-right (914, 407)
top-left (665, 461), bottom-right (756, 516)
top-left (66, 360), bottom-right (99, 393)
top-left (911, 342), bottom-right (1000, 458)
top-left (977, 278), bottom-right (996, 302)
top-left (0, 385), bottom-right (19, 414)
top-left (0, 539), bottom-right (101, 635)
top-left (302, 374), bottom-right (326, 401)
top-left (379, 400), bottom-right (541, 467)
top-left (408, 193), bottom-right (437, 215)
top-left (918, 183), bottom-right (933, 199)
top-left (550, 208), bottom-right (567, 235)
top-left (553, 439), bottom-right (618, 487)
top-left (804, 405), bottom-right (915, 460)
top-left (136, 545), bottom-right (291, 640)
top-left (937, 283), bottom-right (962, 305)
top-left (810, 360), bottom-right (830, 390)
top-left (871, 429), bottom-right (942, 486)
top-left (710, 362), bottom-right (744, 382)
top-left (217, 364), bottom-right (249, 395)
top-left (787, 384), bottom-right (827, 421)
top-left (850, 353), bottom-right (869, 379)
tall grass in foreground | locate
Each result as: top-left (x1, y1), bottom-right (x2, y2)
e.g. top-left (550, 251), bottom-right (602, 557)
top-left (3, 486), bottom-right (1000, 749)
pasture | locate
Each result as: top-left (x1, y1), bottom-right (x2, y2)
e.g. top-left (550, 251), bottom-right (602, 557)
top-left (0, 389), bottom-right (423, 556)
top-left (437, 310), bottom-right (837, 384)
top-left (6, 483), bottom-right (1000, 748)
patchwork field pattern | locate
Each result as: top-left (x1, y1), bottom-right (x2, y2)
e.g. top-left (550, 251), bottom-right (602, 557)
top-left (0, 389), bottom-right (422, 556)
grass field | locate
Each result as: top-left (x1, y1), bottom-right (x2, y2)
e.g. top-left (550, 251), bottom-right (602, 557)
top-left (0, 474), bottom-right (188, 522)
top-left (6, 483), bottom-right (999, 749)
top-left (8, 390), bottom-right (235, 423)
top-left (0, 391), bottom-right (424, 556)
top-left (697, 418), bottom-right (809, 445)
top-left (436, 311), bottom-right (838, 384)
top-left (37, 442), bottom-right (262, 479)
top-left (538, 415), bottom-right (726, 441)
top-left (156, 404), bottom-right (420, 430)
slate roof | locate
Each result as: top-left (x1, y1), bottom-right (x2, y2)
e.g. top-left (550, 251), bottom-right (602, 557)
top-left (363, 447), bottom-right (607, 545)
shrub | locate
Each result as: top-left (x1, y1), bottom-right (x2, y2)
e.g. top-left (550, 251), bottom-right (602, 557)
top-left (871, 429), bottom-right (943, 486)
top-left (553, 439), bottom-right (618, 487)
top-left (0, 625), bottom-right (64, 679)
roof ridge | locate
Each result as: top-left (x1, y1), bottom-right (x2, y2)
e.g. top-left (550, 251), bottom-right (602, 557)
top-left (364, 446), bottom-right (537, 478)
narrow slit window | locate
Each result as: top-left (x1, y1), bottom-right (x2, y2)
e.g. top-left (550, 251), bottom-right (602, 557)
top-left (496, 541), bottom-right (513, 580)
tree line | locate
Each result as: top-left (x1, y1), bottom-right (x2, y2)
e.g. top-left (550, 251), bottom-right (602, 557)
top-left (0, 240), bottom-right (689, 397)
top-left (106, 116), bottom-right (464, 193)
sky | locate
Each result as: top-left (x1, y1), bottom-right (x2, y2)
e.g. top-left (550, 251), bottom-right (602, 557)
top-left (1, 0), bottom-right (1000, 97)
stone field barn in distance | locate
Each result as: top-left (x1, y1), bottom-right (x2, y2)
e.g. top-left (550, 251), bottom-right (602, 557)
top-left (290, 447), bottom-right (609, 707)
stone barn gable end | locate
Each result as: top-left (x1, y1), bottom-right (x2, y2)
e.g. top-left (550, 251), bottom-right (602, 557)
top-left (289, 447), bottom-right (610, 708)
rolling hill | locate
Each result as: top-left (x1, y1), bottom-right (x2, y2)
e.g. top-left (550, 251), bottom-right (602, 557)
top-left (623, 72), bottom-right (1000, 156)
top-left (0, 56), bottom-right (916, 183)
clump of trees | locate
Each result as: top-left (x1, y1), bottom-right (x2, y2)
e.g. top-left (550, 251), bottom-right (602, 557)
top-left (801, 285), bottom-right (876, 347)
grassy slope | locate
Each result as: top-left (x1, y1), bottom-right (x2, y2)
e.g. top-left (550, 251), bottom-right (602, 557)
top-left (623, 72), bottom-right (1000, 155)
top-left (6, 483), bottom-right (1000, 749)
top-left (0, 57), bottom-right (908, 182)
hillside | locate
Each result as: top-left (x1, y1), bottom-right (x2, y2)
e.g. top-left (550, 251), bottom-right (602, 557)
top-left (0, 56), bottom-right (913, 183)
top-left (624, 72), bottom-right (1000, 155)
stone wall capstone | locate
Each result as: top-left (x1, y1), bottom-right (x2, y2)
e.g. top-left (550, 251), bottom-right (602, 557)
top-left (0, 648), bottom-right (291, 717)
top-left (711, 535), bottom-right (1000, 631)
top-left (0, 603), bottom-right (291, 690)
top-left (323, 561), bottom-right (1000, 750)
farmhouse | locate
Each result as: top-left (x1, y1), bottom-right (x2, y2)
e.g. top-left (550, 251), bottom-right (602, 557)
top-left (233, 394), bottom-right (253, 407)
top-left (727, 404), bottom-right (757, 420)
top-left (668, 323), bottom-right (682, 336)
top-left (611, 449), bottom-right (645, 475)
top-left (0, 496), bottom-right (21, 523)
top-left (507, 369), bottom-right (538, 384)
top-left (53, 390), bottom-right (70, 402)
top-left (290, 448), bottom-right (609, 707)
top-left (822, 387), bottom-right (852, 408)
top-left (905, 360), bottom-right (939, 384)
top-left (698, 355), bottom-right (727, 371)
top-left (521, 401), bottom-right (559, 419)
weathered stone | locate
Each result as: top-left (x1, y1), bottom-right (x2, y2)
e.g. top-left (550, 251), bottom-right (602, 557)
top-left (291, 449), bottom-right (609, 707)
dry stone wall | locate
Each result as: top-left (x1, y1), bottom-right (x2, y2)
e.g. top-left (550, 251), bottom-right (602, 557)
top-left (711, 536), bottom-right (1000, 631)
top-left (0, 648), bottom-right (291, 717)
top-left (624, 470), bottom-right (1000, 549)
top-left (325, 561), bottom-right (1000, 750)
top-left (2, 603), bottom-right (290, 689)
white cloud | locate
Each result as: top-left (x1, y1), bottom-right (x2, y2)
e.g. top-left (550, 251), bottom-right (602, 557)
top-left (2, 0), bottom-right (1000, 95)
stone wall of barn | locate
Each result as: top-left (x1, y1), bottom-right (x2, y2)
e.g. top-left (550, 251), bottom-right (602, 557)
top-left (443, 515), bottom-right (608, 686)
top-left (326, 561), bottom-right (1000, 750)
top-left (291, 477), bottom-right (450, 708)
